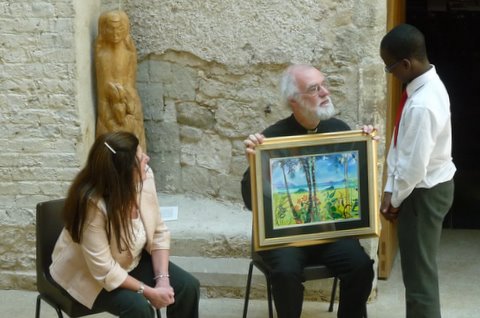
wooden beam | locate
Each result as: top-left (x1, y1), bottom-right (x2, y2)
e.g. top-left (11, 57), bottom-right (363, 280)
top-left (378, 0), bottom-right (406, 279)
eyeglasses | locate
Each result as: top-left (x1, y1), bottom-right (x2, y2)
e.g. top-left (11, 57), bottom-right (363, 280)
top-left (298, 83), bottom-right (329, 96)
top-left (384, 60), bottom-right (402, 73)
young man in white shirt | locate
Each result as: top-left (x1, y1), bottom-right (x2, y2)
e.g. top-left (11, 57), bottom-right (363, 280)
top-left (379, 24), bottom-right (456, 318)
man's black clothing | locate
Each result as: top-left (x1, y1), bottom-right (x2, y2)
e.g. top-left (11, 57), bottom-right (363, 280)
top-left (241, 114), bottom-right (374, 318)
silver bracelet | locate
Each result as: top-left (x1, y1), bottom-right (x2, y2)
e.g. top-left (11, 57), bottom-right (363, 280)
top-left (154, 273), bottom-right (170, 280)
top-left (136, 282), bottom-right (145, 295)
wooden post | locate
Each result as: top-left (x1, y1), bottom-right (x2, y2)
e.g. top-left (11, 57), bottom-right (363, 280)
top-left (378, 0), bottom-right (406, 279)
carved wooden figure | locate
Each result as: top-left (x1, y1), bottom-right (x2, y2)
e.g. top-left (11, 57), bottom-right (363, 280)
top-left (95, 10), bottom-right (147, 151)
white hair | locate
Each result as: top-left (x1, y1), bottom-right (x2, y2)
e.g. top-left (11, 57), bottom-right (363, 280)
top-left (280, 64), bottom-right (320, 108)
top-left (280, 68), bottom-right (299, 107)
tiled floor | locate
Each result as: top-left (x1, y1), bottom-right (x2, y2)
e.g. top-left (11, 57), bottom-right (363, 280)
top-left (2, 229), bottom-right (478, 317)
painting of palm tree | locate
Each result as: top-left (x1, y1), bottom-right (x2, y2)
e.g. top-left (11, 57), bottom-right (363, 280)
top-left (270, 150), bottom-right (360, 229)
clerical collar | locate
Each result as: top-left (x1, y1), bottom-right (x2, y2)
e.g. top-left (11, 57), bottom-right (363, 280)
top-left (307, 128), bottom-right (317, 134)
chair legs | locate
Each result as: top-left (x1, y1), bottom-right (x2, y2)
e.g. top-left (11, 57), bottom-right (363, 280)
top-left (243, 261), bottom-right (274, 318)
top-left (329, 276), bottom-right (338, 312)
top-left (35, 293), bottom-right (161, 318)
top-left (243, 261), bottom-right (340, 318)
top-left (35, 295), bottom-right (41, 318)
top-left (242, 261), bottom-right (254, 318)
top-left (35, 295), bottom-right (64, 318)
top-left (264, 273), bottom-right (274, 318)
top-left (326, 278), bottom-right (368, 318)
top-left (35, 295), bottom-right (43, 318)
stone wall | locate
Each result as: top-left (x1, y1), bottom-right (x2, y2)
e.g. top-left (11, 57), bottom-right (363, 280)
top-left (121, 0), bottom-right (388, 200)
top-left (0, 0), bottom-right (386, 290)
top-left (0, 0), bottom-right (99, 289)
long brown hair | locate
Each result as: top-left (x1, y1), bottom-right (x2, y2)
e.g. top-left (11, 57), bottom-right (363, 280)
top-left (63, 131), bottom-right (142, 251)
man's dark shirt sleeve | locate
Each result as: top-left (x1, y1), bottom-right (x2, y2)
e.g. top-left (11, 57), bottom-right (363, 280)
top-left (241, 169), bottom-right (253, 210)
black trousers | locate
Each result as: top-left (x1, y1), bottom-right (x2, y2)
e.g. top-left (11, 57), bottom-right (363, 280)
top-left (259, 238), bottom-right (373, 318)
top-left (92, 251), bottom-right (200, 318)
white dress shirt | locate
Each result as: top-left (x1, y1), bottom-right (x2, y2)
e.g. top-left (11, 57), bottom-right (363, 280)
top-left (384, 65), bottom-right (456, 208)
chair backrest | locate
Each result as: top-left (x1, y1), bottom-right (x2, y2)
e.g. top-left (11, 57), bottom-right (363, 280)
top-left (303, 264), bottom-right (336, 280)
top-left (36, 198), bottom-right (66, 292)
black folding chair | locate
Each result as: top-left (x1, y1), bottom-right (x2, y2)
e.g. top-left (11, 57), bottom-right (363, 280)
top-left (242, 251), bottom-right (339, 318)
top-left (35, 198), bottom-right (162, 318)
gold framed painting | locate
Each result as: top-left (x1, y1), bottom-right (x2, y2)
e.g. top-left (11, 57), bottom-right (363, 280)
top-left (249, 130), bottom-right (380, 251)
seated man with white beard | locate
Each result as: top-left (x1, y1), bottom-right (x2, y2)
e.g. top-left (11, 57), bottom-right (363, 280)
top-left (241, 64), bottom-right (374, 318)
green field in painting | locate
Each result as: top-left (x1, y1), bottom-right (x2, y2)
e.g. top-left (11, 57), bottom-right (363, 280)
top-left (273, 187), bottom-right (360, 227)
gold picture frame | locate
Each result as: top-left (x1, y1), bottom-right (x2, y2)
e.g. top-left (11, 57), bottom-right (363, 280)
top-left (249, 130), bottom-right (380, 251)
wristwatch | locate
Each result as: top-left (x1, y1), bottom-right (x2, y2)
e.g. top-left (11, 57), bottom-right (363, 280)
top-left (137, 282), bottom-right (145, 295)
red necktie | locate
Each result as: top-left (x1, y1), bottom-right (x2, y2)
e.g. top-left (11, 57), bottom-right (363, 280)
top-left (394, 90), bottom-right (408, 147)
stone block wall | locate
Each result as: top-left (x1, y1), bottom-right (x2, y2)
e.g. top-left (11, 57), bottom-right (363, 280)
top-left (0, 0), bottom-right (387, 290)
top-left (0, 0), bottom-right (99, 289)
top-left (121, 0), bottom-right (388, 201)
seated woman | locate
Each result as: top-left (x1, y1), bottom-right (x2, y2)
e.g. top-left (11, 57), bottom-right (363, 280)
top-left (50, 131), bottom-right (199, 318)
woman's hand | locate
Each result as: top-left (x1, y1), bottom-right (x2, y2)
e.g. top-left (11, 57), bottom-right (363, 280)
top-left (144, 284), bottom-right (175, 309)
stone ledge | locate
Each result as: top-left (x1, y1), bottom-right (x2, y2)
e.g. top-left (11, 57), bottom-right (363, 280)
top-left (159, 193), bottom-right (251, 258)
top-left (0, 191), bottom-right (376, 301)
top-left (170, 255), bottom-right (338, 301)
top-left (162, 192), bottom-right (346, 300)
top-left (160, 192), bottom-right (378, 301)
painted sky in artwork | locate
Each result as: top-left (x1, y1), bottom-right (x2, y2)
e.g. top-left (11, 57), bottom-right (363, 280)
top-left (270, 151), bottom-right (359, 192)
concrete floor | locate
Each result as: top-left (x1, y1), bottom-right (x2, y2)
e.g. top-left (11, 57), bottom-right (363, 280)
top-left (1, 229), bottom-right (478, 318)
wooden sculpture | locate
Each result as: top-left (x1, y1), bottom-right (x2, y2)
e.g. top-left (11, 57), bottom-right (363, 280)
top-left (95, 10), bottom-right (147, 151)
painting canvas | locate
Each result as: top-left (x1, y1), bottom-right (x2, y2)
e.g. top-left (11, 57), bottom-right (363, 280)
top-left (249, 130), bottom-right (380, 251)
top-left (270, 150), bottom-right (361, 228)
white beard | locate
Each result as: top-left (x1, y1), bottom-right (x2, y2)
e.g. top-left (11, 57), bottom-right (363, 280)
top-left (299, 97), bottom-right (336, 121)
